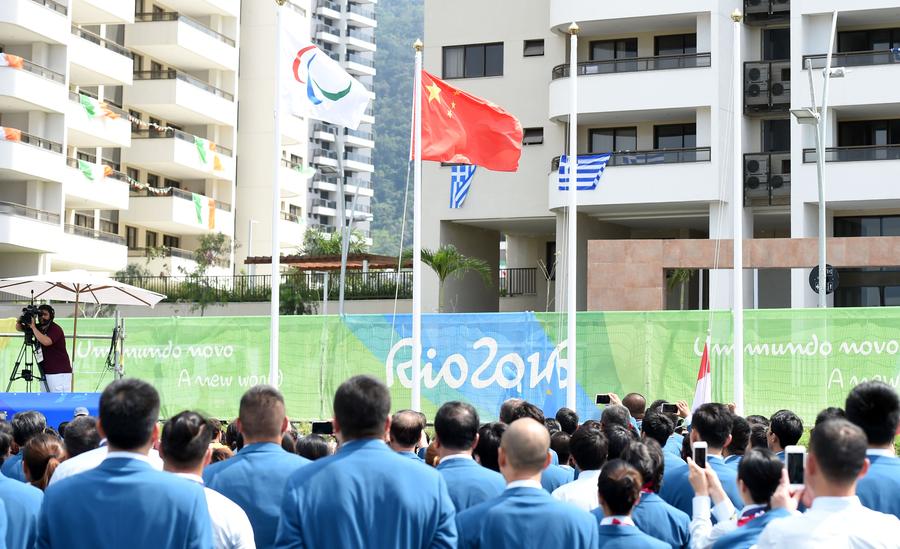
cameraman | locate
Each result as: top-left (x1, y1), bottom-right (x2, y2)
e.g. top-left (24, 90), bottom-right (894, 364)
top-left (15, 305), bottom-right (72, 393)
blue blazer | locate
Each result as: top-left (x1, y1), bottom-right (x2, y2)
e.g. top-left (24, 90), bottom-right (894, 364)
top-left (275, 438), bottom-right (457, 549)
top-left (664, 434), bottom-right (684, 459)
top-left (457, 486), bottom-right (598, 549)
top-left (663, 451), bottom-right (685, 477)
top-left (0, 454), bottom-right (24, 483)
top-left (203, 442), bottom-right (309, 549)
top-left (36, 456), bottom-right (212, 549)
top-left (724, 455), bottom-right (742, 469)
top-left (0, 499), bottom-right (6, 549)
top-left (397, 450), bottom-right (425, 462)
top-left (633, 493), bottom-right (691, 549)
top-left (711, 508), bottom-right (790, 549)
top-left (540, 463), bottom-right (575, 492)
top-left (857, 455), bottom-right (900, 519)
top-left (436, 457), bottom-right (506, 512)
top-left (0, 474), bottom-right (42, 549)
top-left (659, 455), bottom-right (742, 518)
top-left (595, 524), bottom-right (670, 549)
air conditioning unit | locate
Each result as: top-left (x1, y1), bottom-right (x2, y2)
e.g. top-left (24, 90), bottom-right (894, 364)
top-left (745, 64), bottom-right (770, 107)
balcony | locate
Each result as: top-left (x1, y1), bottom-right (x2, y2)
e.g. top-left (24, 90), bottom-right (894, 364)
top-left (744, 60), bottom-right (790, 115)
top-left (0, 201), bottom-right (61, 253)
top-left (126, 70), bottom-right (236, 126)
top-left (345, 177), bottom-right (374, 197)
top-left (282, 113), bottom-right (307, 146)
top-left (800, 51), bottom-right (900, 109)
top-left (346, 27), bottom-right (376, 52)
top-left (345, 52), bottom-right (376, 77)
top-left (0, 131), bottom-right (64, 183)
top-left (344, 127), bottom-right (374, 148)
top-left (499, 268), bottom-right (537, 297)
top-left (343, 151), bottom-right (374, 173)
top-left (66, 92), bottom-right (131, 148)
top-left (72, 0), bottom-right (134, 25)
top-left (548, 1), bottom-right (704, 32)
top-left (311, 148), bottom-right (339, 169)
top-left (279, 211), bottom-right (304, 247)
top-left (311, 175), bottom-right (338, 193)
top-left (803, 144), bottom-right (900, 163)
top-left (127, 129), bottom-right (235, 180)
top-left (0, 0), bottom-right (69, 45)
top-left (121, 187), bottom-right (234, 237)
top-left (69, 25), bottom-right (134, 85)
top-left (315, 23), bottom-right (341, 44)
top-left (63, 157), bottom-right (130, 210)
top-left (280, 159), bottom-right (309, 198)
top-left (547, 148), bottom-right (714, 210)
top-left (0, 57), bottom-right (66, 113)
top-left (798, 144), bottom-right (900, 207)
top-left (346, 2), bottom-right (376, 28)
top-left (549, 53), bottom-right (713, 120)
top-left (346, 202), bottom-right (373, 221)
top-left (311, 197), bottom-right (337, 216)
top-left (126, 12), bottom-right (238, 71)
top-left (53, 224), bottom-right (127, 271)
top-left (308, 223), bottom-right (336, 234)
top-left (313, 122), bottom-right (337, 142)
top-left (743, 152), bottom-right (790, 207)
top-left (135, 0), bottom-right (239, 19)
top-left (743, 0), bottom-right (789, 26)
top-left (316, 0), bottom-right (341, 18)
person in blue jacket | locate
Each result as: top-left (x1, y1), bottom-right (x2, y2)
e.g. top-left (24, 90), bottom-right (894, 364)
top-left (592, 459), bottom-right (669, 548)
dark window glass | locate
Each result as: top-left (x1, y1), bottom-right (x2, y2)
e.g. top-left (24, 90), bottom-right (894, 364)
top-left (522, 127), bottom-right (543, 145)
top-left (545, 241), bottom-right (556, 281)
top-left (523, 39), bottom-right (544, 57)
top-left (443, 43), bottom-right (503, 79)
top-left (589, 127), bottom-right (636, 153)
top-left (838, 120), bottom-right (900, 147)
top-left (464, 45), bottom-right (485, 77)
top-left (655, 34), bottom-right (696, 56)
top-left (126, 226), bottom-right (138, 249)
top-left (485, 43), bottom-right (503, 76)
top-left (654, 123), bottom-right (696, 149)
top-left (127, 167), bottom-right (139, 182)
top-left (162, 235), bottom-right (180, 248)
top-left (763, 119), bottom-right (790, 152)
top-left (590, 38), bottom-right (637, 61)
top-left (74, 213), bottom-right (92, 229)
top-left (763, 28), bottom-right (790, 60)
top-left (145, 230), bottom-right (158, 248)
top-left (838, 28), bottom-right (900, 52)
top-left (147, 173), bottom-right (159, 187)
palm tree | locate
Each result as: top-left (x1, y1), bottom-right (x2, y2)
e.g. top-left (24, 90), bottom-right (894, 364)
top-left (420, 245), bottom-right (492, 312)
top-left (667, 268), bottom-right (695, 310)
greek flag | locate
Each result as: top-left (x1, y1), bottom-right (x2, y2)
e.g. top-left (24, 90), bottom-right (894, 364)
top-left (557, 153), bottom-right (611, 191)
top-left (450, 164), bottom-right (476, 208)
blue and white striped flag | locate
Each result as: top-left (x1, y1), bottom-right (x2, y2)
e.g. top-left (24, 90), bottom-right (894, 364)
top-left (450, 164), bottom-right (476, 208)
top-left (557, 153), bottom-right (611, 191)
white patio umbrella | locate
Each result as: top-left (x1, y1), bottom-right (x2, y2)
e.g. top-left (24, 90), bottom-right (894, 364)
top-left (0, 270), bottom-right (166, 384)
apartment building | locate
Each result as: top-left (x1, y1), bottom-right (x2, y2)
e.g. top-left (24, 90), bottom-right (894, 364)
top-left (422, 0), bottom-right (900, 313)
top-left (0, 0), bottom-right (237, 279)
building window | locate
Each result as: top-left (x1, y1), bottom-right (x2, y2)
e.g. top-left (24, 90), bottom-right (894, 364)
top-left (442, 42), bottom-right (503, 79)
top-left (523, 39), bottom-right (544, 57)
top-left (762, 119), bottom-right (790, 152)
top-left (164, 178), bottom-right (180, 189)
top-left (590, 38), bottom-right (637, 61)
top-left (838, 28), bottom-right (900, 53)
top-left (763, 28), bottom-right (790, 61)
top-left (126, 226), bottom-right (138, 249)
top-left (162, 235), bottom-right (180, 249)
top-left (99, 211), bottom-right (118, 234)
top-left (545, 241), bottom-right (556, 281)
top-left (127, 167), bottom-right (140, 183)
top-left (654, 123), bottom-right (697, 149)
top-left (145, 230), bottom-right (158, 248)
top-left (289, 204), bottom-right (302, 217)
top-left (834, 215), bottom-right (900, 237)
top-left (654, 34), bottom-right (697, 56)
top-left (838, 120), bottom-right (900, 147)
top-left (74, 213), bottom-right (93, 229)
top-left (147, 173), bottom-right (160, 187)
top-left (522, 127), bottom-right (543, 145)
top-left (589, 127), bottom-right (637, 153)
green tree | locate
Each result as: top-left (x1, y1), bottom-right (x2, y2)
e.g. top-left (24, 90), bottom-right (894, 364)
top-left (301, 228), bottom-right (369, 256)
top-left (420, 245), bottom-right (492, 312)
top-left (667, 268), bottom-right (695, 310)
top-left (178, 233), bottom-right (231, 316)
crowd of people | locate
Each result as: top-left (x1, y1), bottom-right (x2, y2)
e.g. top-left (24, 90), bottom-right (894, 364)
top-left (1, 376), bottom-right (899, 548)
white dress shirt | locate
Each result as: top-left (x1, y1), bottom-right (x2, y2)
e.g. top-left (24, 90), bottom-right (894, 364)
top-left (49, 446), bottom-right (164, 486)
top-left (757, 496), bottom-right (900, 548)
top-left (551, 469), bottom-right (602, 511)
top-left (689, 495), bottom-right (757, 549)
top-left (175, 473), bottom-right (256, 549)
top-left (506, 479), bottom-right (543, 491)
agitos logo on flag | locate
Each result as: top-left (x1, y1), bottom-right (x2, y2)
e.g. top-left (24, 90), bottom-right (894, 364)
top-left (416, 71), bottom-right (523, 172)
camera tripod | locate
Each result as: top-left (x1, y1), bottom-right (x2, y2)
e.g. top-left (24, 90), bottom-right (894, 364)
top-left (6, 336), bottom-right (47, 392)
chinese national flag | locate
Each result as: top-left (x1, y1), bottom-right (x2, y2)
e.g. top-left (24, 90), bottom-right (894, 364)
top-left (417, 70), bottom-right (523, 172)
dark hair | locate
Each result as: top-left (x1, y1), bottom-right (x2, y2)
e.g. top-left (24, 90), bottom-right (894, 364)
top-left (23, 432), bottom-right (65, 490)
top-left (598, 459), bottom-right (643, 515)
top-left (37, 304), bottom-right (55, 321)
top-left (569, 426), bottom-right (608, 471)
top-left (334, 375), bottom-right (390, 440)
top-left (508, 402), bottom-right (545, 424)
top-left (211, 446), bottom-right (233, 463)
top-left (499, 399), bottom-right (524, 424)
top-left (649, 399), bottom-right (678, 423)
top-left (434, 401), bottom-right (479, 451)
top-left (601, 405), bottom-right (632, 431)
top-left (225, 420), bottom-right (243, 451)
top-left (623, 393), bottom-right (647, 419)
top-left (57, 421), bottom-right (69, 439)
top-left (555, 407), bottom-right (579, 435)
top-left (621, 439), bottom-right (664, 492)
top-left (544, 418), bottom-right (561, 435)
top-left (473, 422), bottom-right (506, 472)
top-left (11, 411), bottom-right (47, 446)
top-left (738, 448), bottom-right (783, 504)
top-left (390, 410), bottom-right (425, 447)
top-left (746, 415), bottom-right (769, 428)
top-left (810, 419), bottom-right (868, 485)
top-left (681, 433), bottom-right (693, 461)
top-left (63, 416), bottom-right (101, 458)
top-left (99, 379), bottom-right (159, 450)
top-left (692, 403), bottom-right (734, 449)
top-left (815, 407), bottom-right (846, 427)
top-left (239, 385), bottom-right (286, 440)
top-left (641, 410), bottom-right (675, 447)
top-left (282, 432), bottom-right (297, 453)
top-left (0, 432), bottom-right (11, 466)
top-left (209, 418), bottom-right (223, 442)
top-left (550, 431), bottom-right (571, 465)
top-left (605, 423), bottom-right (638, 460)
top-left (769, 409), bottom-right (804, 448)
top-left (749, 424), bottom-right (768, 450)
top-left (846, 381), bottom-right (900, 446)
top-left (296, 434), bottom-right (331, 460)
top-left (729, 416), bottom-right (751, 457)
top-left (160, 411), bottom-right (213, 469)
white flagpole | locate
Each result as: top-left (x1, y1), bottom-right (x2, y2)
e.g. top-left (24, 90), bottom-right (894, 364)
top-left (731, 10), bottom-right (744, 415)
top-left (566, 22), bottom-right (578, 413)
top-left (269, 0), bottom-right (285, 386)
top-left (411, 39), bottom-right (424, 411)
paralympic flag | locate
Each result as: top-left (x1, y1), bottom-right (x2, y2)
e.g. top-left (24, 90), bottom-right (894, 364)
top-left (279, 13), bottom-right (369, 130)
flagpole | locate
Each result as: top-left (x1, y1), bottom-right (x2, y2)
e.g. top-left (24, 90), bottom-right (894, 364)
top-left (411, 39), bottom-right (424, 412)
top-left (337, 136), bottom-right (349, 315)
top-left (731, 10), bottom-right (744, 415)
top-left (269, 0), bottom-right (285, 386)
top-left (566, 23), bottom-right (579, 414)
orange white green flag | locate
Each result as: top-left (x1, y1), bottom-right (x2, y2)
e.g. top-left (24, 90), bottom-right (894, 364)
top-left (0, 127), bottom-right (22, 141)
top-left (0, 53), bottom-right (24, 69)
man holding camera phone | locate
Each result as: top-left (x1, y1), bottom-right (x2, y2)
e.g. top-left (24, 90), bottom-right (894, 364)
top-left (15, 304), bottom-right (72, 392)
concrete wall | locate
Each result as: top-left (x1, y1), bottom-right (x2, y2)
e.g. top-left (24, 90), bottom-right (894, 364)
top-left (438, 221), bottom-right (500, 313)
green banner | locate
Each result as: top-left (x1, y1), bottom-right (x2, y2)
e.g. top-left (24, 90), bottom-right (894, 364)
top-left (0, 309), bottom-right (897, 424)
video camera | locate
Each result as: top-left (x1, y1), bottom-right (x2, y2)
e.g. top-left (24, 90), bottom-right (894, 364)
top-left (18, 304), bottom-right (40, 343)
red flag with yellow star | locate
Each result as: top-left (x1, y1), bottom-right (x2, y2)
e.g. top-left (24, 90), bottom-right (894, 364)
top-left (417, 70), bottom-right (523, 172)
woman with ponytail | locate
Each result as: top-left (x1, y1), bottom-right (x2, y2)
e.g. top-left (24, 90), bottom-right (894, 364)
top-left (23, 432), bottom-right (66, 490)
top-left (594, 459), bottom-right (669, 548)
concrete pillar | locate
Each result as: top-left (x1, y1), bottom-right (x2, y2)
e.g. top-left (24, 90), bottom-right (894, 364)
top-left (708, 201), bottom-right (754, 309)
top-left (435, 221), bottom-right (500, 313)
